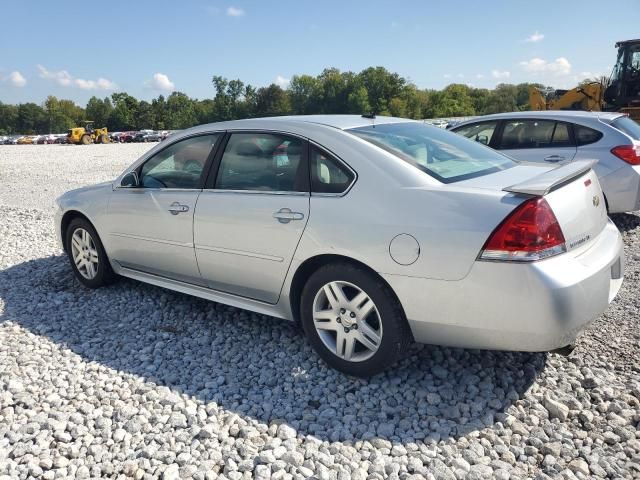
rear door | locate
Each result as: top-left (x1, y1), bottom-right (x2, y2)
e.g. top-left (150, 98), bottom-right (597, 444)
top-left (194, 132), bottom-right (310, 304)
top-left (496, 119), bottom-right (577, 164)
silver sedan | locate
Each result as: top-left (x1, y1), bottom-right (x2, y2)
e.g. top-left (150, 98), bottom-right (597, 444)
top-left (55, 115), bottom-right (624, 376)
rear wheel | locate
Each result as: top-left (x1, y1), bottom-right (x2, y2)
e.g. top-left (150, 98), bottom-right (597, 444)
top-left (99, 134), bottom-right (109, 144)
top-left (300, 263), bottom-right (411, 377)
top-left (65, 218), bottom-right (117, 288)
top-left (80, 134), bottom-right (92, 145)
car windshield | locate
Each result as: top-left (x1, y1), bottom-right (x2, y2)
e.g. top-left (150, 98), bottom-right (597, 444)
top-left (348, 122), bottom-right (515, 183)
top-left (612, 116), bottom-right (640, 140)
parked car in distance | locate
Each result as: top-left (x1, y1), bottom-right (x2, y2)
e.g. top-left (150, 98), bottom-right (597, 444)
top-left (119, 131), bottom-right (138, 143)
top-left (134, 130), bottom-right (162, 142)
top-left (450, 111), bottom-right (640, 213)
top-left (54, 135), bottom-right (69, 144)
top-left (55, 115), bottom-right (624, 376)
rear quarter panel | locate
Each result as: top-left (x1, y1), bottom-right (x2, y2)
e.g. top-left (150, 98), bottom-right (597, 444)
top-left (296, 181), bottom-right (523, 281)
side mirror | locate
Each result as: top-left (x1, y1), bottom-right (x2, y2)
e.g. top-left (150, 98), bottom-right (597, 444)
top-left (120, 171), bottom-right (139, 188)
top-left (476, 135), bottom-right (489, 145)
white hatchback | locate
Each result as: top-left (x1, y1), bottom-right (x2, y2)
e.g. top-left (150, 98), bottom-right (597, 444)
top-left (451, 111), bottom-right (640, 213)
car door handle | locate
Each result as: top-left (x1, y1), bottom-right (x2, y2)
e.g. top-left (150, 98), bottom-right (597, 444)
top-left (544, 155), bottom-right (565, 162)
top-left (273, 208), bottom-right (304, 223)
top-left (168, 202), bottom-right (190, 215)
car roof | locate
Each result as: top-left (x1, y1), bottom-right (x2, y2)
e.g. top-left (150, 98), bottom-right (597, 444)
top-left (194, 115), bottom-right (415, 132)
top-left (454, 110), bottom-right (625, 125)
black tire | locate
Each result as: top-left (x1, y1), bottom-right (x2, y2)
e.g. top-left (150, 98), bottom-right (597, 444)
top-left (65, 217), bottom-right (117, 288)
top-left (300, 262), bottom-right (412, 377)
top-left (80, 134), bottom-right (92, 145)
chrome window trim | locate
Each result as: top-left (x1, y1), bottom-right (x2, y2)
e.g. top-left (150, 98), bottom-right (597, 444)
top-left (201, 189), bottom-right (309, 197)
top-left (113, 187), bottom-right (204, 192)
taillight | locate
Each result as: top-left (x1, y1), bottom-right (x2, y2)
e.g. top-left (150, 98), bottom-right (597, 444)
top-left (611, 145), bottom-right (640, 165)
top-left (480, 197), bottom-right (566, 262)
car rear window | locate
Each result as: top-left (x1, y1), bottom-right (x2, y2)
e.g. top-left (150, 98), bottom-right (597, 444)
top-left (348, 122), bottom-right (514, 183)
top-left (612, 116), bottom-right (640, 140)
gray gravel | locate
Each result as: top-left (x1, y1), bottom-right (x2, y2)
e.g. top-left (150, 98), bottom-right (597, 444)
top-left (1, 144), bottom-right (639, 479)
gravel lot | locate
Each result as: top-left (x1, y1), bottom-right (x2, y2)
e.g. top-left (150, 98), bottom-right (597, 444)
top-left (1, 144), bottom-right (639, 480)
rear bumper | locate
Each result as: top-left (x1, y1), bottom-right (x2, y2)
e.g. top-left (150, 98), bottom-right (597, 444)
top-left (384, 219), bottom-right (624, 352)
top-left (599, 164), bottom-right (640, 213)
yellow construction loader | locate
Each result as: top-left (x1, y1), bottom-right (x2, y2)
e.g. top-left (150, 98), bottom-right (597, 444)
top-left (67, 121), bottom-right (110, 145)
top-left (529, 38), bottom-right (640, 121)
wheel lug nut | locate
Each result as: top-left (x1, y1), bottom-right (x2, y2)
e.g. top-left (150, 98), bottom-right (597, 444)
top-left (353, 324), bottom-right (358, 330)
top-left (344, 327), bottom-right (349, 333)
top-left (350, 312), bottom-right (355, 318)
top-left (336, 318), bottom-right (341, 323)
top-left (340, 308), bottom-right (346, 314)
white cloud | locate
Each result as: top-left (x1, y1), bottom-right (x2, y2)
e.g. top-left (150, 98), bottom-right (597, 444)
top-left (226, 6), bottom-right (245, 16)
top-left (519, 57), bottom-right (571, 76)
top-left (8, 71), bottom-right (26, 87)
top-left (476, 74), bottom-right (485, 79)
top-left (443, 74), bottom-right (452, 79)
top-left (37, 65), bottom-right (117, 90)
top-left (525, 31), bottom-right (544, 43)
top-left (148, 73), bottom-right (175, 92)
top-left (456, 73), bottom-right (464, 78)
top-left (274, 75), bottom-right (290, 88)
top-left (491, 70), bottom-right (511, 79)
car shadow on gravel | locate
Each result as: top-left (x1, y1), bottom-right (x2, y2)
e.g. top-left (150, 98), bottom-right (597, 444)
top-left (0, 255), bottom-right (546, 443)
top-left (610, 212), bottom-right (640, 232)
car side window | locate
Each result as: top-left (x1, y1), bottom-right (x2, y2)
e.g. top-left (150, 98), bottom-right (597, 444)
top-left (311, 146), bottom-right (355, 194)
top-left (215, 133), bottom-right (307, 192)
top-left (574, 124), bottom-right (603, 146)
top-left (498, 120), bottom-right (556, 149)
top-left (550, 122), bottom-right (573, 147)
top-left (139, 134), bottom-right (219, 189)
top-left (453, 121), bottom-right (498, 146)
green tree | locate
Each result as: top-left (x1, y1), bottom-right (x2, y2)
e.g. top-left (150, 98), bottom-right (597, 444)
top-left (85, 96), bottom-right (113, 128)
top-left (255, 84), bottom-right (291, 117)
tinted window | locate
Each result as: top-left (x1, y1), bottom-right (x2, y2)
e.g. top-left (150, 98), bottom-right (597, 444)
top-left (215, 133), bottom-right (307, 192)
top-left (612, 116), bottom-right (640, 140)
top-left (551, 122), bottom-right (572, 146)
top-left (453, 121), bottom-right (498, 146)
top-left (349, 122), bottom-right (514, 183)
top-left (311, 147), bottom-right (354, 194)
top-left (498, 120), bottom-right (556, 149)
top-left (139, 134), bottom-right (219, 189)
top-left (574, 124), bottom-right (604, 146)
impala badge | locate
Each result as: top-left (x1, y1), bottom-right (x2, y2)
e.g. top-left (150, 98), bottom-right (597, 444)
top-left (592, 195), bottom-right (600, 207)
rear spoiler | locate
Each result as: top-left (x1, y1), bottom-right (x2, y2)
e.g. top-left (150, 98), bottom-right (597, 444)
top-left (503, 160), bottom-right (597, 196)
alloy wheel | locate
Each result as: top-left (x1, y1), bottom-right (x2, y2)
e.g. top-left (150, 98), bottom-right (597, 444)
top-left (70, 228), bottom-right (99, 280)
top-left (312, 281), bottom-right (383, 362)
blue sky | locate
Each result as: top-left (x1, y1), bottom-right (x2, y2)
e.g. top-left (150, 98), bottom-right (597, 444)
top-left (0, 0), bottom-right (638, 105)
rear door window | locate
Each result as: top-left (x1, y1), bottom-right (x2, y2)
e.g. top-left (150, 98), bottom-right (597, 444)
top-left (497, 120), bottom-right (556, 149)
top-left (497, 120), bottom-right (576, 149)
top-left (215, 133), bottom-right (308, 192)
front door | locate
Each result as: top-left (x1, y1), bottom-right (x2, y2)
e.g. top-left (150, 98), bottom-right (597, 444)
top-left (194, 132), bottom-right (310, 303)
top-left (107, 134), bottom-right (220, 284)
top-left (497, 119), bottom-right (577, 164)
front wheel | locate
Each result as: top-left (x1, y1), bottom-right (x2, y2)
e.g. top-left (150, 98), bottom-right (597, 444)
top-left (65, 218), bottom-right (117, 288)
top-left (300, 263), bottom-right (412, 377)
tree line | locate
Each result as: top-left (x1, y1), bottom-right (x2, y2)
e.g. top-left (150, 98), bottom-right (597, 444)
top-left (0, 66), bottom-right (549, 135)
